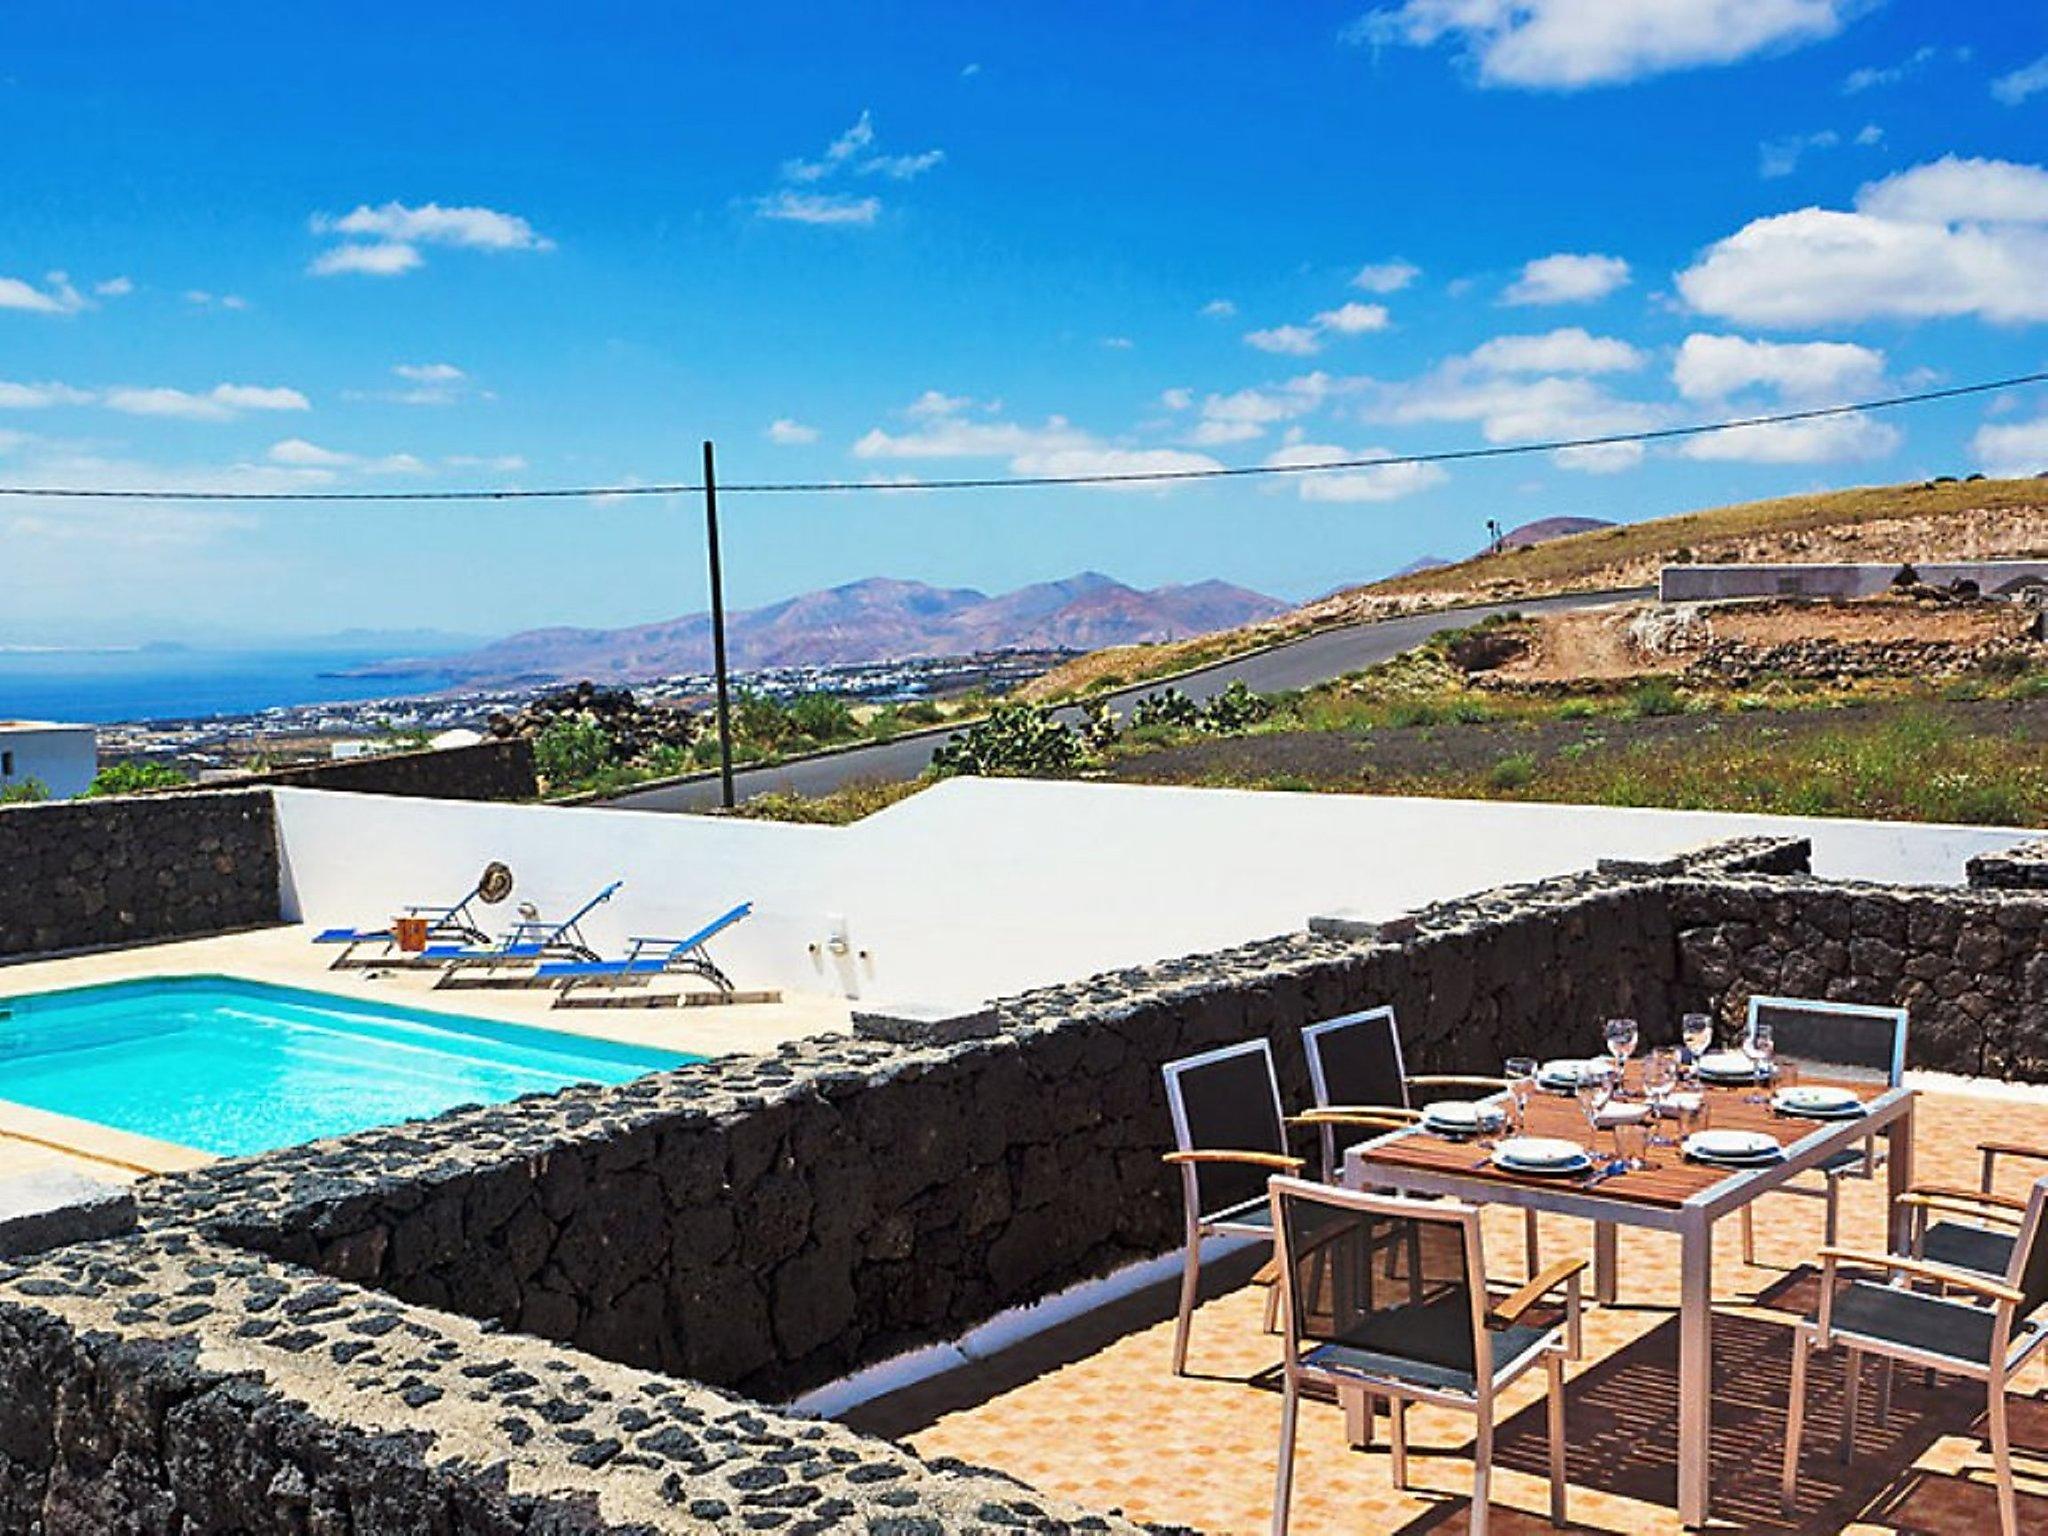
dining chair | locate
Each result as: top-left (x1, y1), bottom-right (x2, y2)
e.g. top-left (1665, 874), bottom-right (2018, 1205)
top-left (1161, 1039), bottom-right (1304, 1375)
top-left (1300, 1006), bottom-right (1543, 1274)
top-left (1268, 1176), bottom-right (1584, 1536)
top-left (1782, 1175), bottom-right (2048, 1536)
top-left (1739, 995), bottom-right (1908, 1265)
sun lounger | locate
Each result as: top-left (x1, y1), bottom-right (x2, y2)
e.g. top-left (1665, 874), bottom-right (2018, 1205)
top-left (536, 901), bottom-right (752, 999)
top-left (312, 862), bottom-right (513, 967)
top-left (427, 880), bottom-right (624, 983)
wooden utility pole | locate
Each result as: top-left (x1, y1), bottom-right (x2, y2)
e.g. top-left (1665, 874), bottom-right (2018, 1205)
top-left (703, 440), bottom-right (736, 809)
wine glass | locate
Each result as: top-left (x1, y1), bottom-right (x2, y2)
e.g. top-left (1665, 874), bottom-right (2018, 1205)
top-left (1604, 1017), bottom-right (1639, 1097)
top-left (1681, 1013), bottom-right (1714, 1079)
top-left (1642, 1046), bottom-right (1679, 1149)
top-left (1504, 1056), bottom-right (1538, 1136)
top-left (1575, 1062), bottom-right (1616, 1158)
top-left (1742, 1020), bottom-right (1775, 1104)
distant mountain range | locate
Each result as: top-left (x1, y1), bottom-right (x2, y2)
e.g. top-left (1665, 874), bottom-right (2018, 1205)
top-left (1394, 516), bottom-right (1616, 576)
top-left (352, 572), bottom-right (1287, 686)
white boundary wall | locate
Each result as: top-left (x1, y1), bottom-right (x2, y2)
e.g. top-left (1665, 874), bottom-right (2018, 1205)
top-left (271, 780), bottom-right (2037, 1011)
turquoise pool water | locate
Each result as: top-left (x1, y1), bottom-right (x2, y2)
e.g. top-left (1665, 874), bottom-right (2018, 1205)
top-left (0, 976), bottom-right (693, 1157)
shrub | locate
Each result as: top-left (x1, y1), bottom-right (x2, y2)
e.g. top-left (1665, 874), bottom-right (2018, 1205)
top-left (1555, 698), bottom-right (1602, 721)
top-left (784, 691), bottom-right (857, 743)
top-left (1078, 699), bottom-right (1121, 752)
top-left (533, 717), bottom-right (615, 784)
top-left (0, 777), bottom-right (49, 805)
top-left (1386, 700), bottom-right (1443, 729)
top-left (1488, 752), bottom-right (1538, 791)
top-left (733, 690), bottom-right (793, 750)
top-left (1202, 681), bottom-right (1272, 734)
top-left (930, 703), bottom-right (1084, 777)
top-left (896, 698), bottom-right (945, 725)
top-left (1625, 679), bottom-right (1684, 718)
top-left (84, 759), bottom-right (189, 796)
top-left (1447, 698), bottom-right (1496, 724)
top-left (1131, 687), bottom-right (1203, 730)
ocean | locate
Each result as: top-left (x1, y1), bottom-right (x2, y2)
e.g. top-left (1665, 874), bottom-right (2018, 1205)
top-left (0, 648), bottom-right (451, 725)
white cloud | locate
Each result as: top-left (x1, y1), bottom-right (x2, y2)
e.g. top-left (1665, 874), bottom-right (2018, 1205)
top-left (1677, 156), bottom-right (2048, 325)
top-left (1672, 332), bottom-right (1885, 401)
top-left (309, 242), bottom-right (424, 277)
top-left (1672, 333), bottom-right (1896, 463)
top-left (1364, 351), bottom-right (1665, 474)
top-left (307, 200), bottom-right (548, 277)
top-left (1503, 252), bottom-right (1630, 304)
top-left (1313, 301), bottom-right (1391, 334)
top-left (0, 273), bottom-right (88, 314)
top-left (0, 381), bottom-right (95, 409)
top-left (1159, 387), bottom-right (1194, 411)
top-left (764, 111), bottom-right (940, 226)
top-left (1973, 415), bottom-right (2048, 478)
top-left (1994, 54), bottom-right (2048, 106)
top-left (1554, 441), bottom-right (1645, 473)
top-left (394, 362), bottom-right (465, 384)
top-left (1245, 323), bottom-right (1324, 356)
top-left (267, 438), bottom-right (354, 467)
top-left (862, 149), bottom-right (946, 180)
top-left (906, 389), bottom-right (974, 419)
top-left (1842, 45), bottom-right (1940, 94)
top-left (767, 417), bottom-right (820, 444)
top-left (93, 276), bottom-right (134, 297)
top-left (851, 393), bottom-right (1222, 486)
top-left (756, 190), bottom-right (881, 226)
top-left (1759, 129), bottom-right (1838, 179)
top-left (1200, 298), bottom-right (1237, 318)
top-left (1262, 441), bottom-right (1447, 502)
top-left (315, 201), bottom-right (551, 252)
top-left (374, 362), bottom-right (479, 406)
top-left (184, 289), bottom-right (249, 309)
top-left (103, 383), bottom-right (309, 421)
top-left (1467, 327), bottom-right (1644, 374)
top-left (1196, 373), bottom-right (1341, 442)
top-left (1857, 156), bottom-right (2048, 224)
top-left (1101, 335), bottom-right (1135, 349)
top-left (444, 453), bottom-right (527, 472)
top-left (1351, 260), bottom-right (1419, 294)
top-left (1348, 0), bottom-right (1852, 90)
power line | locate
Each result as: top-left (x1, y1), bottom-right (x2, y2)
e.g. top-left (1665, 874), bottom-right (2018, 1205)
top-left (0, 368), bottom-right (2041, 503)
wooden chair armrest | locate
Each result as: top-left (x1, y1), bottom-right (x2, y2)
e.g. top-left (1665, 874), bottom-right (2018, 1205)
top-left (1287, 1108), bottom-right (1419, 1130)
top-left (1818, 1247), bottom-right (2025, 1306)
top-left (1162, 1150), bottom-right (1305, 1172)
top-left (1486, 1258), bottom-right (1587, 1331)
top-left (1896, 1193), bottom-right (2026, 1228)
top-left (1978, 1140), bottom-right (2048, 1163)
top-left (1407, 1075), bottom-right (1508, 1093)
top-left (1904, 1183), bottom-right (2030, 1211)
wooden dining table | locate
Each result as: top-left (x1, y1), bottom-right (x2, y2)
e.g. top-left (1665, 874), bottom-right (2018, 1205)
top-left (1342, 1068), bottom-right (1916, 1530)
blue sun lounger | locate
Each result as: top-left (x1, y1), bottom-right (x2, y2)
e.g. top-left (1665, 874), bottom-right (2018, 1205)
top-left (426, 880), bottom-right (625, 982)
top-left (536, 901), bottom-right (753, 998)
top-left (312, 864), bottom-right (507, 968)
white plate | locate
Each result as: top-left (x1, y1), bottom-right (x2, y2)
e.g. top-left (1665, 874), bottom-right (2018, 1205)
top-left (1492, 1136), bottom-right (1588, 1171)
top-left (1696, 1050), bottom-right (1771, 1081)
top-left (1421, 1100), bottom-right (1504, 1134)
top-left (1773, 1085), bottom-right (1863, 1117)
top-left (1593, 1103), bottom-right (1650, 1129)
top-left (1538, 1058), bottom-right (1600, 1088)
top-left (1684, 1128), bottom-right (1782, 1163)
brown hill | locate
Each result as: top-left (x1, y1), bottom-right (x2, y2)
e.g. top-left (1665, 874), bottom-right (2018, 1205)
top-left (355, 572), bottom-right (1286, 686)
top-left (1023, 478), bottom-right (2048, 700)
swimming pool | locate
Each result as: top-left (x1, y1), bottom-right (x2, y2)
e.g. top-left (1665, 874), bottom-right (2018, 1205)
top-left (0, 975), bottom-right (694, 1158)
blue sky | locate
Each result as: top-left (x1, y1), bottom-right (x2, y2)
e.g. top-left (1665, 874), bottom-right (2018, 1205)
top-left (2, 1), bottom-right (2046, 645)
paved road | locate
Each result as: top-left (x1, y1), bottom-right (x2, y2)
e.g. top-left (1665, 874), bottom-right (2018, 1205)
top-left (601, 587), bottom-right (1649, 813)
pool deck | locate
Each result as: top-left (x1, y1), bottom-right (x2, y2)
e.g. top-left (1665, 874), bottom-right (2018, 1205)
top-left (0, 923), bottom-right (852, 1181)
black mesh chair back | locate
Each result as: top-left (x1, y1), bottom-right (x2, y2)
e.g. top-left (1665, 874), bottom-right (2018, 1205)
top-left (1273, 1178), bottom-right (1484, 1389)
top-left (1748, 996), bottom-right (1906, 1086)
top-left (1163, 1040), bottom-right (1286, 1221)
top-left (2011, 1178), bottom-right (2048, 1319)
top-left (1303, 1006), bottom-right (1408, 1110)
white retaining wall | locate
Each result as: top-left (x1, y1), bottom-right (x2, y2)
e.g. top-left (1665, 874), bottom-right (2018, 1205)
top-left (271, 781), bottom-right (2038, 1011)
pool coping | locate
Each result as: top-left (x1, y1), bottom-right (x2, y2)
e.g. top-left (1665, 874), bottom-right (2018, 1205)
top-left (0, 1097), bottom-right (214, 1176)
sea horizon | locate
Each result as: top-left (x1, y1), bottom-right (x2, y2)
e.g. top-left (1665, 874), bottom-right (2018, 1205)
top-left (0, 645), bottom-right (454, 726)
